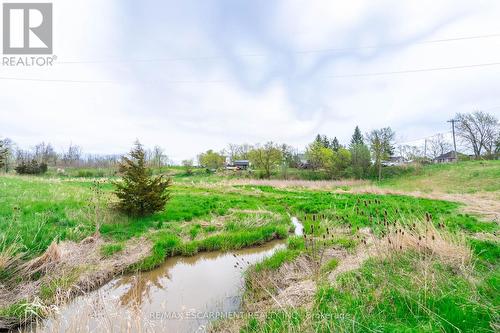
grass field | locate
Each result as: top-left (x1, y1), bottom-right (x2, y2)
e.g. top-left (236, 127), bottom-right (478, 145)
top-left (380, 160), bottom-right (500, 194)
top-left (0, 161), bottom-right (499, 330)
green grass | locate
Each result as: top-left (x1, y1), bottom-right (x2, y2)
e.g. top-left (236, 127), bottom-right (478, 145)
top-left (132, 225), bottom-right (289, 271)
top-left (0, 300), bottom-right (45, 321)
top-left (0, 171), bottom-right (495, 264)
top-left (380, 160), bottom-right (500, 193)
top-left (99, 243), bottom-right (124, 257)
top-left (254, 248), bottom-right (301, 272)
top-left (320, 258), bottom-right (339, 274)
top-left (243, 251), bottom-right (499, 332)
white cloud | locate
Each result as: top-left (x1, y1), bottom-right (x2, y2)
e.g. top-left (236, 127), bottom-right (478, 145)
top-left (1, 0), bottom-right (499, 162)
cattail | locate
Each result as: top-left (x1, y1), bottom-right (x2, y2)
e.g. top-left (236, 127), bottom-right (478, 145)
top-left (418, 236), bottom-right (421, 241)
top-left (432, 235), bottom-right (435, 240)
top-left (388, 239), bottom-right (392, 244)
top-left (400, 245), bottom-right (402, 250)
top-left (384, 209), bottom-right (388, 216)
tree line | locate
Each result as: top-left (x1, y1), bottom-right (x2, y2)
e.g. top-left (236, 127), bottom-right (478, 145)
top-left (0, 111), bottom-right (498, 178)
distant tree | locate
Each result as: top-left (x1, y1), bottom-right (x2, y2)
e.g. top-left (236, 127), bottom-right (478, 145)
top-left (315, 134), bottom-right (322, 145)
top-left (113, 141), bottom-right (171, 217)
top-left (350, 126), bottom-right (364, 146)
top-left (225, 143), bottom-right (252, 161)
top-left (397, 145), bottom-right (423, 162)
top-left (349, 143), bottom-right (371, 178)
top-left (182, 159), bottom-right (194, 175)
top-left (15, 159), bottom-right (48, 175)
top-left (314, 134), bottom-right (332, 149)
top-left (198, 149), bottom-right (225, 169)
top-left (331, 137), bottom-right (340, 152)
top-left (152, 145), bottom-right (166, 169)
top-left (305, 141), bottom-right (328, 170)
top-left (248, 142), bottom-right (282, 179)
top-left (324, 148), bottom-right (351, 179)
top-left (455, 111), bottom-right (499, 158)
top-left (0, 139), bottom-right (7, 171)
top-left (367, 127), bottom-right (395, 181)
top-left (428, 134), bottom-right (452, 159)
top-left (280, 144), bottom-right (299, 167)
top-left (495, 134), bottom-right (500, 156)
top-left (33, 142), bottom-right (58, 165)
top-left (62, 144), bottom-right (82, 167)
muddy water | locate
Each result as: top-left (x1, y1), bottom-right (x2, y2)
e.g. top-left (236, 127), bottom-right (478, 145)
top-left (34, 241), bottom-right (284, 333)
top-left (34, 219), bottom-right (303, 333)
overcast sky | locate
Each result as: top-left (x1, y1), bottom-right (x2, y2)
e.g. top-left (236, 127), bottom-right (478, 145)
top-left (1, 0), bottom-right (500, 162)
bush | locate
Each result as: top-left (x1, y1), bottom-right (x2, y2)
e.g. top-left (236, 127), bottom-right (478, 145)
top-left (113, 142), bottom-right (172, 217)
top-left (15, 160), bottom-right (48, 175)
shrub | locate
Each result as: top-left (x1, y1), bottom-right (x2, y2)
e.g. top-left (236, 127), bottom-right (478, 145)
top-left (113, 142), bottom-right (172, 217)
top-left (15, 159), bottom-right (48, 175)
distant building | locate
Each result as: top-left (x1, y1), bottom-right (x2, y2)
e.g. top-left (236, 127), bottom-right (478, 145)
top-left (434, 151), bottom-right (457, 163)
top-left (382, 156), bottom-right (405, 166)
top-left (225, 160), bottom-right (250, 170)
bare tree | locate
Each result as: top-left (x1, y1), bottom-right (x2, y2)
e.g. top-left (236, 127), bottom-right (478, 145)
top-left (0, 139), bottom-right (7, 171)
top-left (62, 144), bottom-right (82, 166)
top-left (152, 145), bottom-right (166, 169)
top-left (397, 144), bottom-right (423, 162)
top-left (33, 142), bottom-right (58, 165)
top-left (428, 134), bottom-right (452, 159)
top-left (456, 111), bottom-right (499, 158)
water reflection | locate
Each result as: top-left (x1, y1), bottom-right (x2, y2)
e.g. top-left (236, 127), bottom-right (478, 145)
top-left (37, 241), bottom-right (285, 333)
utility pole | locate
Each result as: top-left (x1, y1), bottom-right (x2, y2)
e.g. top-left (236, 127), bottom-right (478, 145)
top-left (447, 119), bottom-right (458, 161)
top-left (424, 139), bottom-right (427, 159)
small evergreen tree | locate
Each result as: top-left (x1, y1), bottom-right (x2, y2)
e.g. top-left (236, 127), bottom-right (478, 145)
top-left (350, 126), bottom-right (364, 147)
top-left (331, 137), bottom-right (340, 152)
top-left (15, 159), bottom-right (47, 175)
top-left (113, 141), bottom-right (172, 217)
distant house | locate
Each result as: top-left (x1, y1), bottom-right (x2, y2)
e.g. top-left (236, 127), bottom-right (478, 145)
top-left (434, 151), bottom-right (457, 163)
top-left (226, 160), bottom-right (250, 170)
top-left (297, 153), bottom-right (312, 169)
top-left (382, 156), bottom-right (405, 166)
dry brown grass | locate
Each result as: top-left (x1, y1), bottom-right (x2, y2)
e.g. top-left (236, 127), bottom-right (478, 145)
top-left (213, 220), bottom-right (472, 333)
top-left (0, 235), bottom-right (153, 330)
top-left (225, 178), bottom-right (370, 190)
top-left (342, 186), bottom-right (500, 222)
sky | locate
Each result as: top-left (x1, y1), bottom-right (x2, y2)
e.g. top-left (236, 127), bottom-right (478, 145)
top-left (1, 0), bottom-right (500, 162)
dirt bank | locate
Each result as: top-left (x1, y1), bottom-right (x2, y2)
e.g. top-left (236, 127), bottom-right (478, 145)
top-left (0, 236), bottom-right (152, 330)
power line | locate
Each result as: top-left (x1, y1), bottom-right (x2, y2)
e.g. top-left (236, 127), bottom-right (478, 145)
top-left (1, 60), bottom-right (500, 84)
top-left (323, 62), bottom-right (500, 78)
top-left (57, 33), bottom-right (500, 65)
top-left (395, 131), bottom-right (452, 146)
